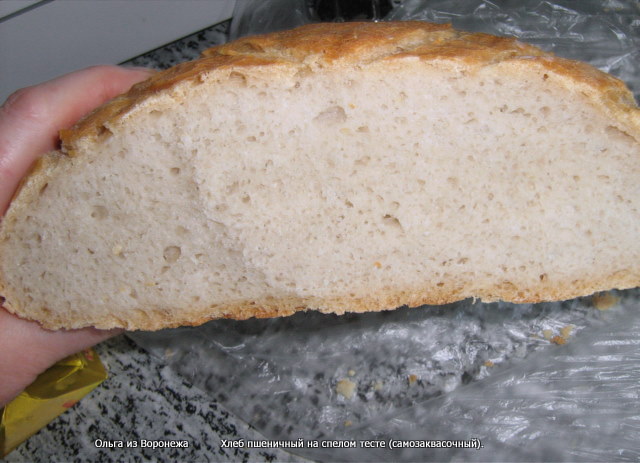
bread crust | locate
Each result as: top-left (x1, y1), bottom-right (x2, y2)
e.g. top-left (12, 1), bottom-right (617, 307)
top-left (1, 21), bottom-right (639, 330)
top-left (60, 21), bottom-right (639, 155)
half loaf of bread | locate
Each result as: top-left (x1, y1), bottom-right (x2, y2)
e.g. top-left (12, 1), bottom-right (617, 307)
top-left (0, 21), bottom-right (639, 330)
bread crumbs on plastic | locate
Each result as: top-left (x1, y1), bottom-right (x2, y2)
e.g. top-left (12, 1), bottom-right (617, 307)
top-left (336, 379), bottom-right (356, 399)
top-left (592, 292), bottom-right (620, 310)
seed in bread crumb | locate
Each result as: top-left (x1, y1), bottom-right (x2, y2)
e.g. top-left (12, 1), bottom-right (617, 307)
top-left (373, 261), bottom-right (382, 269)
top-left (542, 329), bottom-right (553, 340)
top-left (408, 374), bottom-right (418, 386)
top-left (551, 335), bottom-right (567, 345)
top-left (373, 381), bottom-right (383, 391)
top-left (347, 369), bottom-right (356, 377)
top-left (484, 360), bottom-right (494, 367)
top-left (592, 292), bottom-right (619, 310)
top-left (344, 420), bottom-right (353, 427)
top-left (112, 244), bottom-right (123, 256)
top-left (336, 379), bottom-right (356, 399)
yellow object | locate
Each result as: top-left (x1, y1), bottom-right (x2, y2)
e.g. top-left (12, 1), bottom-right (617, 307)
top-left (1, 348), bottom-right (107, 456)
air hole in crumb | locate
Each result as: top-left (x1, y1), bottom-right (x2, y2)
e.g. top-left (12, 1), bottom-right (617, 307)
top-left (176, 225), bottom-right (189, 236)
top-left (313, 105), bottom-right (347, 125)
top-left (354, 156), bottom-right (370, 166)
top-left (160, 266), bottom-right (170, 274)
top-left (539, 106), bottom-right (551, 117)
top-left (91, 205), bottom-right (108, 219)
top-left (382, 214), bottom-right (403, 230)
top-left (344, 199), bottom-right (354, 208)
top-left (39, 183), bottom-right (49, 195)
top-left (356, 125), bottom-right (369, 133)
top-left (539, 273), bottom-right (547, 281)
top-left (229, 71), bottom-right (247, 86)
top-left (242, 194), bottom-right (251, 203)
top-left (163, 246), bottom-right (181, 263)
top-left (96, 125), bottom-right (113, 137)
top-left (246, 135), bottom-right (257, 142)
top-left (605, 125), bottom-right (634, 143)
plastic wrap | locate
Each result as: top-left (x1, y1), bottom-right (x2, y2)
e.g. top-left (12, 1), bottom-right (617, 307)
top-left (130, 1), bottom-right (640, 461)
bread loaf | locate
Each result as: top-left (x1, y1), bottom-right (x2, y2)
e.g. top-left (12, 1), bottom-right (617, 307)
top-left (0, 21), bottom-right (638, 330)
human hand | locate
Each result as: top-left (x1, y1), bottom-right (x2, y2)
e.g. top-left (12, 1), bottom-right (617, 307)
top-left (0, 66), bottom-right (154, 406)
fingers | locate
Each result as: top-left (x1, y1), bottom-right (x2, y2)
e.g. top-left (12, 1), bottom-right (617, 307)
top-left (0, 307), bottom-right (122, 406)
top-left (0, 65), bottom-right (154, 214)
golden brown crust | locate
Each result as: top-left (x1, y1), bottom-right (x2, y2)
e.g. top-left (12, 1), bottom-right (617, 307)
top-left (13, 266), bottom-right (638, 331)
top-left (61, 21), bottom-right (639, 155)
top-left (1, 21), bottom-right (639, 330)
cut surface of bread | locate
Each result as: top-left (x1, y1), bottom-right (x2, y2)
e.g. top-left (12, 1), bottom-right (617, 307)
top-left (0, 21), bottom-right (639, 330)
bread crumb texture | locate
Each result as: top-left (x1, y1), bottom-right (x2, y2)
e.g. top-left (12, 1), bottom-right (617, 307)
top-left (0, 22), bottom-right (638, 330)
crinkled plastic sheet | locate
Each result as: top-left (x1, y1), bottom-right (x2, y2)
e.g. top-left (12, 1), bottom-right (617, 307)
top-left (130, 1), bottom-right (640, 461)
